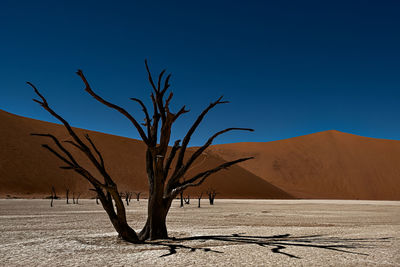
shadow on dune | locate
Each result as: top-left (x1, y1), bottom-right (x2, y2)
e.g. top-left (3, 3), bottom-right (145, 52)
top-left (148, 233), bottom-right (392, 258)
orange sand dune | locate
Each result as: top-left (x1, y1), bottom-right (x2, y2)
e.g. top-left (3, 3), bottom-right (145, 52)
top-left (209, 130), bottom-right (400, 200)
top-left (0, 109), bottom-right (291, 199)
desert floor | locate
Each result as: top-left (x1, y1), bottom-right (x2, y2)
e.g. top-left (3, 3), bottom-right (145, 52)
top-left (0, 199), bottom-right (399, 266)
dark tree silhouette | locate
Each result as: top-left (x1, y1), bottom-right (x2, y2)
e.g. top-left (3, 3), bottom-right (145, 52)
top-left (28, 61), bottom-right (253, 242)
top-left (65, 188), bottom-right (70, 204)
top-left (207, 189), bottom-right (218, 205)
top-left (76, 192), bottom-right (81, 204)
top-left (50, 186), bottom-right (56, 207)
top-left (197, 192), bottom-right (203, 208)
top-left (124, 191), bottom-right (133, 206)
top-left (179, 191), bottom-right (184, 208)
top-left (184, 195), bottom-right (190, 205)
top-left (96, 195), bottom-right (99, 205)
top-left (134, 192), bottom-right (142, 202)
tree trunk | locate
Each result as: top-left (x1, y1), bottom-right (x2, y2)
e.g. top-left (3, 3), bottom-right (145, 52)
top-left (66, 189), bottom-right (69, 204)
top-left (180, 191), bottom-right (184, 208)
top-left (139, 193), bottom-right (172, 241)
top-left (98, 196), bottom-right (140, 243)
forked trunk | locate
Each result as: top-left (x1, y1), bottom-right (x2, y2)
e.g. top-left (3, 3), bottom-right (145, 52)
top-left (99, 194), bottom-right (140, 243)
top-left (139, 194), bottom-right (172, 241)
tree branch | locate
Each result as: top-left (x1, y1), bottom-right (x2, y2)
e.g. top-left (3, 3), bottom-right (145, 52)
top-left (31, 133), bottom-right (79, 166)
top-left (157, 69), bottom-right (166, 92)
top-left (169, 157), bottom-right (254, 197)
top-left (184, 128), bottom-right (254, 172)
top-left (163, 140), bottom-right (181, 182)
top-left (38, 143), bottom-right (105, 189)
top-left (41, 144), bottom-right (75, 167)
top-left (76, 70), bottom-right (149, 145)
top-left (145, 59), bottom-right (157, 93)
top-left (173, 106), bottom-right (189, 122)
top-left (130, 97), bottom-right (151, 137)
top-left (29, 82), bottom-right (115, 186)
top-left (172, 96), bottom-right (229, 178)
top-left (84, 134), bottom-right (105, 169)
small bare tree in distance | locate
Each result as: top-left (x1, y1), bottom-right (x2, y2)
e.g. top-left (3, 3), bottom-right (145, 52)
top-left (124, 191), bottom-right (133, 206)
top-left (134, 192), bottom-right (142, 202)
top-left (29, 60), bottom-right (253, 242)
top-left (184, 194), bottom-right (190, 205)
top-left (197, 192), bottom-right (203, 208)
top-left (179, 191), bottom-right (184, 208)
top-left (65, 188), bottom-right (70, 204)
top-left (207, 188), bottom-right (218, 205)
top-left (50, 186), bottom-right (56, 207)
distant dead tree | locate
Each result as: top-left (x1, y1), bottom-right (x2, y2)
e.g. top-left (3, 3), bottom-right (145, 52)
top-left (65, 188), bottom-right (70, 204)
top-left (124, 192), bottom-right (133, 206)
top-left (72, 192), bottom-right (76, 204)
top-left (197, 192), bottom-right (203, 208)
top-left (184, 194), bottom-right (190, 205)
top-left (207, 189), bottom-right (218, 205)
top-left (29, 60), bottom-right (253, 242)
top-left (133, 192), bottom-right (142, 202)
top-left (76, 192), bottom-right (81, 204)
top-left (179, 191), bottom-right (184, 208)
top-left (91, 189), bottom-right (99, 205)
top-left (50, 186), bottom-right (56, 207)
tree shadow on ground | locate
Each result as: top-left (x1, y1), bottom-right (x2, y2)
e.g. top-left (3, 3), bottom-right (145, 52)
top-left (148, 233), bottom-right (392, 258)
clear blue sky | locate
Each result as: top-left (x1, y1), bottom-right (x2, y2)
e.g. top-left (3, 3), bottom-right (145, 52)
top-left (1, 0), bottom-right (399, 145)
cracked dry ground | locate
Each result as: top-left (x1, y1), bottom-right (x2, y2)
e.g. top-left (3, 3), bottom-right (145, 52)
top-left (1, 199), bottom-right (399, 266)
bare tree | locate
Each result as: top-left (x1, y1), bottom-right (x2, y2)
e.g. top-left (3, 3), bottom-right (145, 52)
top-left (76, 192), bottom-right (81, 204)
top-left (184, 194), bottom-right (190, 205)
top-left (207, 189), bottom-right (218, 205)
top-left (29, 61), bottom-right (253, 241)
top-left (91, 190), bottom-right (99, 205)
top-left (72, 192), bottom-right (75, 204)
top-left (124, 191), bottom-right (133, 206)
top-left (179, 191), bottom-right (184, 208)
top-left (65, 188), bottom-right (70, 204)
top-left (50, 186), bottom-right (56, 207)
top-left (133, 192), bottom-right (142, 202)
top-left (197, 192), bottom-right (203, 208)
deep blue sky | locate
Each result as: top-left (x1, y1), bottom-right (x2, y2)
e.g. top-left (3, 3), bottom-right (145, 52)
top-left (1, 0), bottom-right (400, 145)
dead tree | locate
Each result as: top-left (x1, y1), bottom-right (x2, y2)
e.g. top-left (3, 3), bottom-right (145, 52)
top-left (29, 61), bottom-right (253, 241)
top-left (76, 193), bottom-right (81, 204)
top-left (207, 189), bottom-right (217, 205)
top-left (50, 186), bottom-right (56, 207)
top-left (91, 189), bottom-right (100, 205)
top-left (179, 191), bottom-right (184, 208)
top-left (197, 192), bottom-right (203, 208)
top-left (29, 83), bottom-right (139, 243)
top-left (134, 192), bottom-right (142, 202)
top-left (124, 191), bottom-right (133, 206)
top-left (66, 188), bottom-right (70, 204)
top-left (184, 195), bottom-right (190, 205)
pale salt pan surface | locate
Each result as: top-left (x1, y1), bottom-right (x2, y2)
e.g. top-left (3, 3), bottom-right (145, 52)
top-left (0, 199), bottom-right (399, 266)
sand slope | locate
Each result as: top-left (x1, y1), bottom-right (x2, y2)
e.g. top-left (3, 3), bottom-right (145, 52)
top-left (209, 130), bottom-right (400, 200)
top-left (0, 109), bottom-right (291, 199)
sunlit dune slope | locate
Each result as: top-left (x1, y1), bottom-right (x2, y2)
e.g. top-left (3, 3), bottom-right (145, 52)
top-left (0, 109), bottom-right (292, 199)
top-left (208, 130), bottom-right (400, 200)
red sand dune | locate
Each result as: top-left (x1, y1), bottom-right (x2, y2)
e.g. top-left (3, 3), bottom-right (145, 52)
top-left (2, 109), bottom-right (399, 200)
top-left (209, 130), bottom-right (400, 200)
top-left (0, 109), bottom-right (291, 199)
